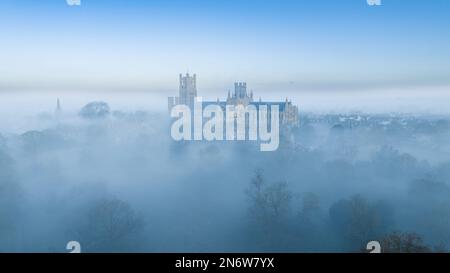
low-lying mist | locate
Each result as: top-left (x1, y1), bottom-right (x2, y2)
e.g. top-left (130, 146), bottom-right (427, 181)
top-left (1, 94), bottom-right (450, 253)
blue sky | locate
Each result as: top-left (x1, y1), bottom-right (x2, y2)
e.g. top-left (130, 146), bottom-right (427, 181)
top-left (0, 0), bottom-right (449, 93)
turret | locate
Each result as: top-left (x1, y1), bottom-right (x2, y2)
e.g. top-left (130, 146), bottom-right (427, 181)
top-left (179, 72), bottom-right (198, 106)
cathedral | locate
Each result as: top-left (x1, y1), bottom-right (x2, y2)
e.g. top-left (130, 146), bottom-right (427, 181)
top-left (168, 73), bottom-right (299, 128)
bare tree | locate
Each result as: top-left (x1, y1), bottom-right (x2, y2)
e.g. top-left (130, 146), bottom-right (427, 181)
top-left (246, 170), bottom-right (292, 225)
top-left (329, 195), bottom-right (393, 250)
top-left (299, 192), bottom-right (320, 220)
top-left (78, 198), bottom-right (144, 252)
top-left (245, 170), bottom-right (294, 251)
top-left (379, 232), bottom-right (436, 253)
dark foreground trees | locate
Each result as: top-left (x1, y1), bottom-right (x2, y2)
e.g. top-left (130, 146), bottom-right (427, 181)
top-left (245, 170), bottom-right (294, 250)
top-left (76, 198), bottom-right (144, 252)
top-left (246, 170), bottom-right (292, 226)
top-left (329, 195), bottom-right (393, 251)
top-left (379, 232), bottom-right (446, 253)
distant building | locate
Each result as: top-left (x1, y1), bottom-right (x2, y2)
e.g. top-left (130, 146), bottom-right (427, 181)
top-left (168, 73), bottom-right (299, 127)
top-left (168, 73), bottom-right (197, 110)
top-left (226, 82), bottom-right (253, 105)
top-left (55, 98), bottom-right (62, 119)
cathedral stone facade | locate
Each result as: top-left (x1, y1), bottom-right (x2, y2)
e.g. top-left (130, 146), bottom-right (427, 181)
top-left (168, 73), bottom-right (299, 127)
